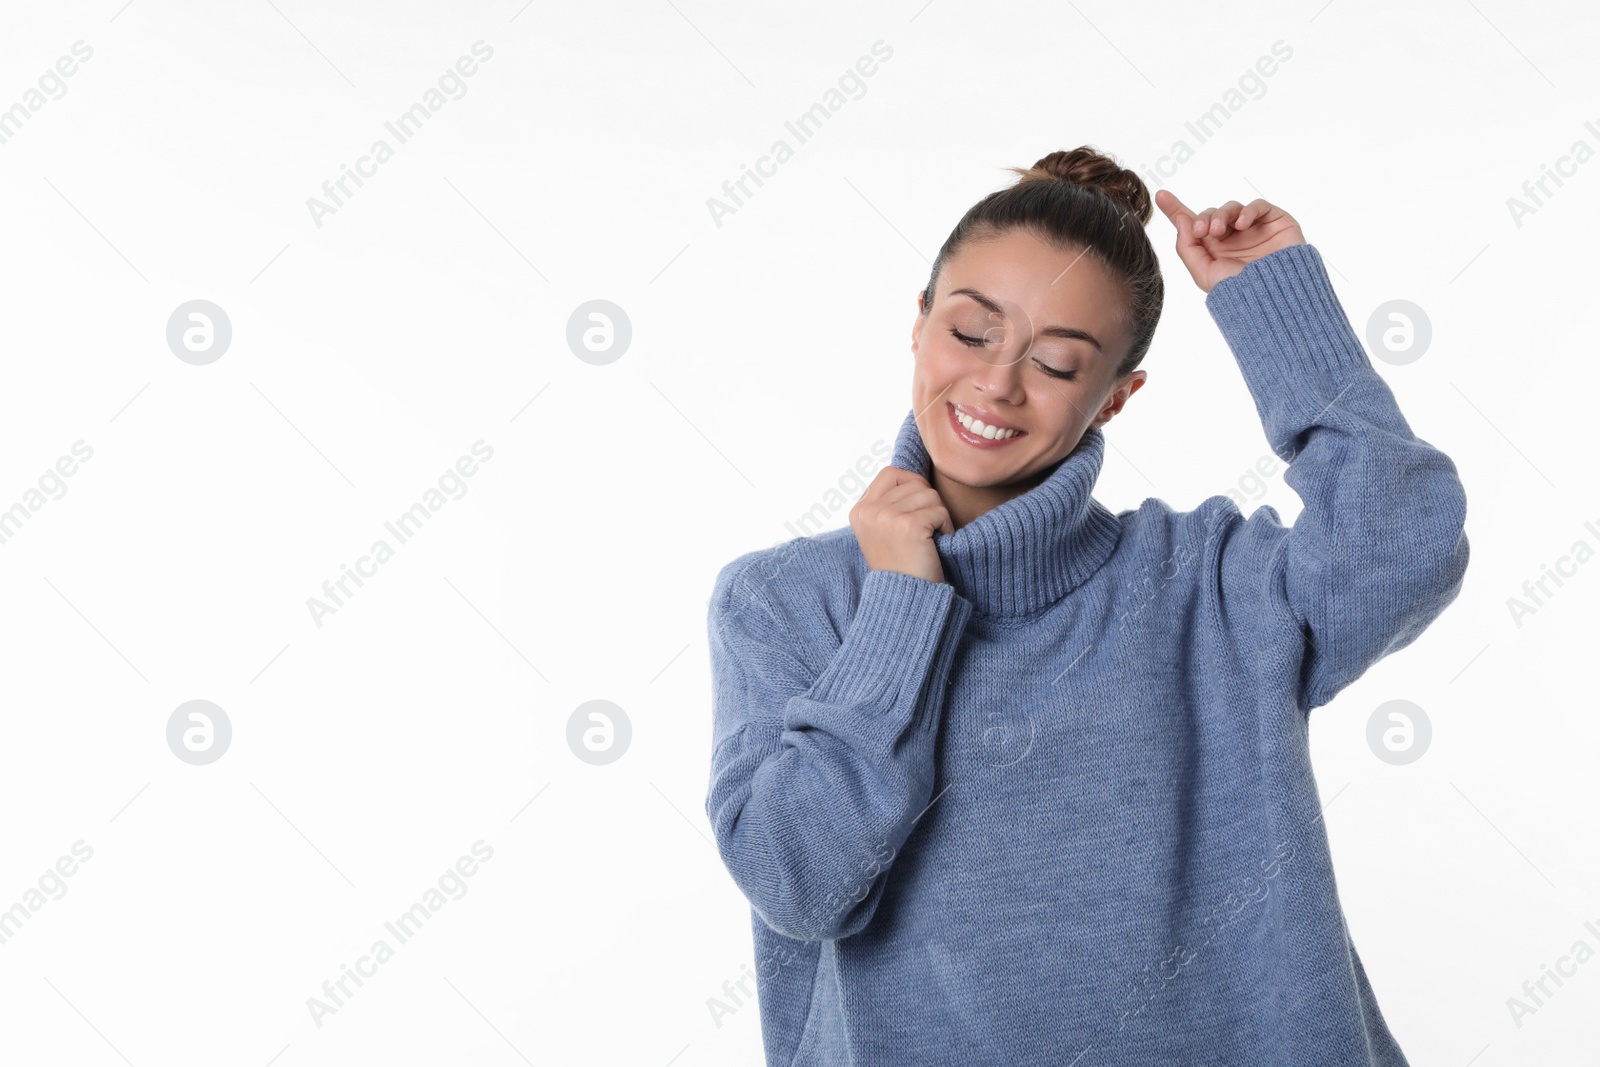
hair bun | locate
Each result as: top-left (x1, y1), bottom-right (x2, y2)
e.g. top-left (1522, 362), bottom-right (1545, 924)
top-left (1009, 146), bottom-right (1152, 225)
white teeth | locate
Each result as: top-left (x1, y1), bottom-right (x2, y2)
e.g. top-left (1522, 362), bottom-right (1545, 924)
top-left (955, 406), bottom-right (1021, 439)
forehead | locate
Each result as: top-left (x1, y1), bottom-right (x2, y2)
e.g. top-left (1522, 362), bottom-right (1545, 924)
top-left (939, 229), bottom-right (1124, 331)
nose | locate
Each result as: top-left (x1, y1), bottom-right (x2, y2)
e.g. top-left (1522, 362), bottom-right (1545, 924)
top-left (968, 341), bottom-right (1027, 404)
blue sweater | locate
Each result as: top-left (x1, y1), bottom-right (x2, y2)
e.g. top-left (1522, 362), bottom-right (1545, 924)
top-left (704, 243), bottom-right (1469, 1066)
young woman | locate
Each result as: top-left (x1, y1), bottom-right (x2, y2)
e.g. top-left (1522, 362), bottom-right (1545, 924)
top-left (705, 146), bottom-right (1468, 1066)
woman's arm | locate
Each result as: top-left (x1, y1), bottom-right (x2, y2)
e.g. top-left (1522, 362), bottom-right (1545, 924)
top-left (705, 558), bottom-right (972, 941)
top-left (1203, 241), bottom-right (1468, 710)
top-left (1153, 194), bottom-right (1469, 711)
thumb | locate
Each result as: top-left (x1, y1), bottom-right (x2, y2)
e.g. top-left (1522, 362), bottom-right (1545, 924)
top-left (1154, 188), bottom-right (1204, 252)
top-left (1154, 189), bottom-right (1212, 287)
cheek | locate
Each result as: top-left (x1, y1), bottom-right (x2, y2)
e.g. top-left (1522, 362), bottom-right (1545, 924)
top-left (1026, 380), bottom-right (1089, 419)
top-left (916, 342), bottom-right (968, 379)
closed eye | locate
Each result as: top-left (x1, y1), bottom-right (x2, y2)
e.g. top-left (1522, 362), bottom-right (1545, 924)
top-left (948, 327), bottom-right (1076, 380)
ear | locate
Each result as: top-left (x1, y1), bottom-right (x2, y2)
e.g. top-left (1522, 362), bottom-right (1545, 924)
top-left (1090, 370), bottom-right (1148, 428)
top-left (911, 291), bottom-right (929, 354)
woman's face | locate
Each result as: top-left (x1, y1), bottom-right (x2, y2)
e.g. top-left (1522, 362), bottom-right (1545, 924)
top-left (910, 227), bottom-right (1146, 490)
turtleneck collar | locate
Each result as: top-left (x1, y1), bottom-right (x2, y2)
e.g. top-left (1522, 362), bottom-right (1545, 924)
top-left (887, 407), bottom-right (1123, 617)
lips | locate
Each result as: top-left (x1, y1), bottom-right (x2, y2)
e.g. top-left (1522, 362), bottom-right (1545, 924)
top-left (952, 402), bottom-right (1024, 434)
top-left (947, 401), bottom-right (1027, 448)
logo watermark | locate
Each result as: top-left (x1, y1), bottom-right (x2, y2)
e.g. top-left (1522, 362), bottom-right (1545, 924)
top-left (1364, 299), bottom-right (1432, 365)
top-left (1222, 441), bottom-right (1303, 510)
top-left (782, 438), bottom-right (889, 538)
top-left (717, 438), bottom-right (890, 634)
top-left (706, 40), bottom-right (893, 228)
top-left (567, 699), bottom-right (632, 765)
top-left (0, 840), bottom-right (95, 948)
top-left (1137, 40), bottom-right (1293, 188)
top-left (305, 839), bottom-right (494, 1029)
top-left (1366, 699), bottom-right (1431, 765)
top-left (0, 440), bottom-right (94, 548)
top-left (0, 40), bottom-right (94, 148)
top-left (306, 41), bottom-right (495, 229)
top-left (1105, 837), bottom-right (1296, 1037)
top-left (306, 441), bottom-right (494, 628)
top-left (1505, 516), bottom-right (1600, 629)
top-left (167, 700), bottom-right (233, 765)
top-left (167, 300), bottom-right (233, 365)
top-left (1506, 119), bottom-right (1600, 229)
top-left (705, 940), bottom-right (800, 1029)
top-left (567, 299), bottom-right (633, 365)
top-left (1506, 916), bottom-right (1600, 1028)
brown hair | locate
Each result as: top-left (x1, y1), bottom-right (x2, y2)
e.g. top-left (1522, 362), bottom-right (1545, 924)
top-left (919, 145), bottom-right (1163, 379)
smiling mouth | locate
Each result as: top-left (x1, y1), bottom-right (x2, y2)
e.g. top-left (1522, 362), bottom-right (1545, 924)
top-left (947, 403), bottom-right (1024, 441)
top-left (948, 402), bottom-right (1026, 446)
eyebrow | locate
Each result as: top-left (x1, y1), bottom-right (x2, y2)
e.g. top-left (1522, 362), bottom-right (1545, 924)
top-left (946, 288), bottom-right (1105, 354)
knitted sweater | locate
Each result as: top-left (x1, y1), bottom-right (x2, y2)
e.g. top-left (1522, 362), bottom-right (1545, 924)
top-left (704, 243), bottom-right (1469, 1066)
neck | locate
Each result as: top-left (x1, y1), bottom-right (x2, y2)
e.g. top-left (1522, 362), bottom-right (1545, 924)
top-left (932, 463), bottom-right (1055, 530)
top-left (888, 408), bottom-right (1123, 616)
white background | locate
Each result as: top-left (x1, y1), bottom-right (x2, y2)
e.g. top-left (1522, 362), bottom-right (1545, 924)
top-left (0, 0), bottom-right (1594, 1064)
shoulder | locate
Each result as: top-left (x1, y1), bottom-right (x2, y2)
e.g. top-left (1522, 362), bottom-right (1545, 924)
top-left (1110, 493), bottom-right (1229, 544)
top-left (1108, 492), bottom-right (1282, 569)
top-left (709, 526), bottom-right (865, 643)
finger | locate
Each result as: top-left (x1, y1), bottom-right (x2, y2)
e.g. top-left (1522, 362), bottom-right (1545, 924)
top-left (1155, 191), bottom-right (1213, 285)
top-left (1212, 200), bottom-right (1245, 234)
top-left (1193, 207), bottom-right (1216, 239)
top-left (1154, 188), bottom-right (1196, 228)
top-left (861, 465), bottom-right (922, 504)
top-left (860, 465), bottom-right (901, 499)
top-left (1157, 190), bottom-right (1210, 245)
top-left (905, 500), bottom-right (954, 536)
top-left (1156, 191), bottom-right (1207, 257)
top-left (1234, 198), bottom-right (1269, 230)
top-left (883, 466), bottom-right (931, 491)
top-left (873, 482), bottom-right (943, 520)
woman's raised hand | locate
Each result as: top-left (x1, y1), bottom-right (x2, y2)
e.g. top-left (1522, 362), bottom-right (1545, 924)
top-left (851, 466), bottom-right (953, 585)
top-left (1154, 191), bottom-right (1305, 294)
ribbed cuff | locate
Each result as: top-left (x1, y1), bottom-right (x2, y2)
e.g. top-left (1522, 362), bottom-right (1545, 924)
top-left (800, 569), bottom-right (972, 710)
top-left (1204, 243), bottom-right (1376, 449)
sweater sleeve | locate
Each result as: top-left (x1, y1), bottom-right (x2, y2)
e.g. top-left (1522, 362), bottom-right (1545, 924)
top-left (1202, 243), bottom-right (1470, 712)
top-left (705, 559), bottom-right (973, 942)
